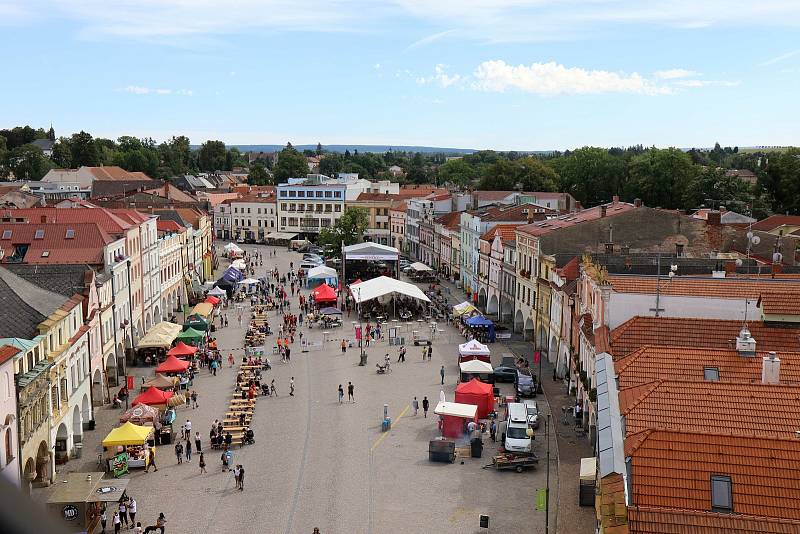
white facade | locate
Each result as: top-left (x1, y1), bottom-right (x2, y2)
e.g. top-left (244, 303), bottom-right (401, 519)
top-left (158, 228), bottom-right (186, 323)
top-left (228, 198), bottom-right (278, 242)
top-left (0, 353), bottom-right (20, 488)
top-left (277, 183), bottom-right (346, 237)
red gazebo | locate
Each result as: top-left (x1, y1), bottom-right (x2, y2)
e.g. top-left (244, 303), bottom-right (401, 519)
top-left (454, 378), bottom-right (495, 419)
top-left (155, 355), bottom-right (191, 374)
top-left (204, 295), bottom-right (220, 305)
top-left (167, 342), bottom-right (198, 358)
top-left (132, 386), bottom-right (174, 407)
top-left (313, 283), bottom-right (337, 303)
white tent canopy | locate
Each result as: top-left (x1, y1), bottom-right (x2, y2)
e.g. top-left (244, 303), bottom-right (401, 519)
top-left (349, 276), bottom-right (430, 304)
top-left (459, 360), bottom-right (494, 374)
top-left (307, 265), bottom-right (337, 280)
top-left (458, 339), bottom-right (490, 356)
top-left (207, 286), bottom-right (227, 297)
top-left (343, 242), bottom-right (399, 261)
top-left (434, 401), bottom-right (478, 419)
top-left (231, 259), bottom-right (247, 270)
top-left (408, 262), bottom-right (433, 272)
top-left (239, 278), bottom-right (260, 285)
top-left (265, 232), bottom-right (298, 240)
top-left (453, 301), bottom-right (478, 317)
top-left (224, 242), bottom-right (242, 252)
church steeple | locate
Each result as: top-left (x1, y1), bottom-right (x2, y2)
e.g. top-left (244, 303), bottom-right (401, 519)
top-left (47, 124), bottom-right (55, 141)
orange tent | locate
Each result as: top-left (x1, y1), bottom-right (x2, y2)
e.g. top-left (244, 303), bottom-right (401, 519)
top-left (155, 355), bottom-right (191, 374)
top-left (454, 378), bottom-right (495, 418)
top-left (132, 386), bottom-right (174, 407)
top-left (167, 342), bottom-right (198, 358)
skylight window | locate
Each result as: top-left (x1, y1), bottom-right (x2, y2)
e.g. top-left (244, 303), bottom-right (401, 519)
top-left (711, 475), bottom-right (733, 512)
top-left (65, 229), bottom-right (75, 239)
top-left (34, 229), bottom-right (45, 239)
top-left (1, 230), bottom-right (11, 239)
top-left (703, 367), bottom-right (720, 381)
top-left (41, 251), bottom-right (50, 257)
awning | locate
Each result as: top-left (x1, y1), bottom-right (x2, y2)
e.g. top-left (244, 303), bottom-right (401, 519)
top-left (459, 360), bottom-right (494, 374)
top-left (434, 401), bottom-right (478, 419)
top-left (349, 276), bottom-right (431, 304)
top-left (458, 339), bottom-right (490, 356)
top-left (190, 302), bottom-right (214, 318)
top-left (409, 262), bottom-right (433, 272)
top-left (136, 322), bottom-right (182, 349)
top-left (175, 327), bottom-right (204, 341)
top-left (48, 473), bottom-right (130, 504)
top-left (307, 265), bottom-right (337, 279)
top-left (167, 342), bottom-right (198, 357)
top-left (102, 422), bottom-right (154, 447)
top-left (265, 232), bottom-right (298, 240)
top-left (343, 242), bottom-right (399, 261)
top-left (313, 283), bottom-right (338, 303)
top-left (453, 302), bottom-right (478, 317)
top-left (319, 306), bottom-right (342, 315)
top-left (132, 386), bottom-right (174, 407)
top-left (156, 355), bottom-right (191, 373)
top-left (231, 259), bottom-right (247, 270)
top-left (139, 374), bottom-right (176, 390)
top-left (239, 278), bottom-right (260, 285)
top-left (465, 315), bottom-right (493, 327)
top-left (207, 286), bottom-right (227, 298)
top-left (204, 295), bottom-right (220, 305)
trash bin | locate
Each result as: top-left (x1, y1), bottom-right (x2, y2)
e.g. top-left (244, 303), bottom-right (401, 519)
top-left (74, 443), bottom-right (83, 459)
top-left (470, 437), bottom-right (483, 458)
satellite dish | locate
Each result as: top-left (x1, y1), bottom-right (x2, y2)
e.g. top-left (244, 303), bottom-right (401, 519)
top-left (751, 235), bottom-right (761, 245)
top-left (735, 259), bottom-right (743, 267)
top-left (668, 271), bottom-right (675, 278)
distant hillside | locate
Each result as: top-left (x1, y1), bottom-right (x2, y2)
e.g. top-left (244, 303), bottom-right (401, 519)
top-left (227, 144), bottom-right (477, 154)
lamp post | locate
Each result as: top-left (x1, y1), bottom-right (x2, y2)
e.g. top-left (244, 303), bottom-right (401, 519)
top-left (357, 287), bottom-right (366, 366)
top-left (545, 412), bottom-right (551, 534)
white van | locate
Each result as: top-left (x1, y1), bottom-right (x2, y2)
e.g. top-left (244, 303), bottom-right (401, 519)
top-left (299, 261), bottom-right (321, 271)
top-left (504, 402), bottom-right (533, 453)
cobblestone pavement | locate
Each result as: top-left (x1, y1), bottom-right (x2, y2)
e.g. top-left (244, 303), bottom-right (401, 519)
top-left (32, 245), bottom-right (558, 534)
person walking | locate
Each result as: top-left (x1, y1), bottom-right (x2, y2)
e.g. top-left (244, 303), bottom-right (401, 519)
top-left (232, 465), bottom-right (240, 489)
top-left (412, 396), bottom-right (419, 416)
top-left (397, 345), bottom-right (406, 363)
top-left (194, 432), bottom-right (202, 453)
top-left (489, 420), bottom-right (497, 442)
top-left (118, 500), bottom-right (129, 528)
top-left (210, 359), bottom-right (218, 376)
top-left (440, 365), bottom-right (445, 385)
top-left (289, 377), bottom-right (295, 396)
top-left (113, 511), bottom-right (121, 534)
top-left (199, 452), bottom-right (206, 473)
top-left (422, 346), bottom-right (427, 361)
top-left (129, 497), bottom-right (137, 527)
top-left (427, 345), bottom-right (433, 361)
top-left (191, 390), bottom-right (198, 409)
top-left (100, 505), bottom-right (108, 533)
top-left (271, 379), bottom-right (278, 397)
top-left (338, 384), bottom-right (344, 404)
top-left (228, 353), bottom-right (234, 367)
top-left (422, 396), bottom-right (429, 418)
top-left (347, 381), bottom-right (355, 402)
top-left (143, 513), bottom-right (166, 534)
top-left (184, 419), bottom-right (192, 440)
top-left (341, 339), bottom-right (347, 353)
top-left (238, 464), bottom-right (245, 491)
top-left (145, 446), bottom-right (157, 472)
top-left (174, 441), bottom-right (183, 464)
top-left (185, 439), bottom-right (192, 462)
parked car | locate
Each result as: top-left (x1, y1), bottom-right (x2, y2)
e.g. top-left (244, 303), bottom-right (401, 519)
top-left (303, 254), bottom-right (323, 261)
top-left (492, 364), bottom-right (518, 383)
top-left (523, 399), bottom-right (540, 429)
top-left (515, 369), bottom-right (537, 398)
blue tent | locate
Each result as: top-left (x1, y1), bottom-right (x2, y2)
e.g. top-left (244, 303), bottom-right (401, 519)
top-left (222, 266), bottom-right (243, 283)
top-left (465, 315), bottom-right (496, 342)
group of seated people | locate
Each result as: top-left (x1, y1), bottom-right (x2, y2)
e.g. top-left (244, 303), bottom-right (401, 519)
top-left (209, 428), bottom-right (234, 449)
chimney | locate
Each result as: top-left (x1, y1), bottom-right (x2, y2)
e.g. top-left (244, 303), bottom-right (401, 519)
top-left (633, 198), bottom-right (642, 208)
top-left (736, 326), bottom-right (756, 356)
top-left (612, 195), bottom-right (620, 204)
top-left (600, 205), bottom-right (607, 218)
top-left (762, 351), bottom-right (780, 384)
top-left (575, 201), bottom-right (583, 211)
top-left (40, 215), bottom-right (47, 223)
top-left (706, 210), bottom-right (721, 226)
top-left (724, 261), bottom-right (737, 274)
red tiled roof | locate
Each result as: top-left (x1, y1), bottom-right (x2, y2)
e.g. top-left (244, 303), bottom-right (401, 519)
top-left (610, 316), bottom-right (800, 358)
top-left (0, 222), bottom-right (114, 265)
top-left (472, 190), bottom-right (517, 201)
top-left (0, 344), bottom-right (20, 366)
top-left (607, 275), bottom-right (800, 300)
top-left (614, 345), bottom-right (800, 388)
top-left (759, 291), bottom-right (800, 315)
top-left (628, 506), bottom-right (800, 534)
top-left (6, 207), bottom-right (135, 234)
top-left (396, 186), bottom-right (448, 199)
top-left (157, 220), bottom-right (183, 232)
top-left (626, 429), bottom-right (800, 520)
top-left (517, 202), bottom-right (635, 237)
top-left (85, 166), bottom-right (155, 182)
top-left (434, 211), bottom-right (462, 230)
top-left (481, 202), bottom-right (554, 222)
top-left (752, 215), bottom-right (800, 232)
top-left (391, 201), bottom-right (407, 212)
top-left (479, 223), bottom-right (524, 242)
top-left (619, 379), bottom-right (800, 438)
top-left (355, 192), bottom-right (401, 202)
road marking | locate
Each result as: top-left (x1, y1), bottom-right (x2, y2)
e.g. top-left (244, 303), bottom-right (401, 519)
top-left (370, 404), bottom-right (409, 452)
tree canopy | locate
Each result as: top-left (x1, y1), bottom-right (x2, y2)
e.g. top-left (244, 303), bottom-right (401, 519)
top-left (273, 146), bottom-right (310, 181)
top-left (317, 207), bottom-right (369, 256)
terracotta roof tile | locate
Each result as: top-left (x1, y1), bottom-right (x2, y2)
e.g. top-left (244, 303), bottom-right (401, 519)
top-left (0, 222), bottom-right (113, 265)
top-left (629, 506), bottom-right (800, 534)
top-left (517, 202), bottom-right (636, 237)
top-left (760, 291), bottom-right (800, 315)
top-left (752, 215), bottom-right (800, 232)
top-left (0, 344), bottom-right (20, 366)
top-left (626, 429), bottom-right (800, 520)
top-left (610, 316), bottom-right (800, 358)
top-left (472, 190), bottom-right (517, 201)
top-left (434, 211), bottom-right (462, 230)
top-left (607, 275), bottom-right (800, 300)
top-left (156, 220), bottom-right (183, 232)
top-left (479, 223), bottom-right (524, 243)
top-left (5, 207), bottom-right (135, 234)
top-left (480, 203), bottom-right (554, 222)
top-left (86, 166), bottom-right (155, 181)
top-left (619, 379), bottom-right (800, 438)
top-left (614, 346), bottom-right (800, 388)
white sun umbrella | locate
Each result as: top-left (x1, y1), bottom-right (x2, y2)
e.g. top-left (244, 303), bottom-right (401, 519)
top-left (232, 259), bottom-right (247, 270)
top-left (224, 242), bottom-right (238, 251)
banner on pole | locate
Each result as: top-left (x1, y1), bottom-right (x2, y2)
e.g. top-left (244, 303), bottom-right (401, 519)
top-left (536, 488), bottom-right (546, 511)
top-left (534, 351), bottom-right (541, 364)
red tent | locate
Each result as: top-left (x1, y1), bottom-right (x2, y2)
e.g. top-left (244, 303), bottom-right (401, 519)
top-left (132, 386), bottom-right (174, 407)
top-left (313, 283), bottom-right (337, 303)
top-left (204, 295), bottom-right (220, 305)
top-left (155, 355), bottom-right (191, 374)
top-left (167, 342), bottom-right (197, 358)
top-left (454, 378), bottom-right (495, 418)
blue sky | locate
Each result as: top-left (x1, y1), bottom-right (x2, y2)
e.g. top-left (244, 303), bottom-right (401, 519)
top-left (1, 0), bottom-right (799, 150)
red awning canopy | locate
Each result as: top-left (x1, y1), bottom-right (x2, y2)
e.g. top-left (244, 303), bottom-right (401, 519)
top-left (204, 295), bottom-right (220, 305)
top-left (313, 283), bottom-right (337, 303)
top-left (132, 386), bottom-right (174, 407)
top-left (167, 342), bottom-right (198, 357)
top-left (155, 355), bottom-right (191, 374)
top-left (454, 378), bottom-right (495, 419)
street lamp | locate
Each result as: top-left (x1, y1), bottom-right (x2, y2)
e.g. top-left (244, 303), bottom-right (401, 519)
top-left (356, 287), bottom-right (367, 366)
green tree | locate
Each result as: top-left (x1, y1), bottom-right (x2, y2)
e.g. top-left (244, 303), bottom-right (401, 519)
top-left (51, 138), bottom-right (72, 168)
top-left (70, 131), bottom-right (100, 167)
top-left (316, 142), bottom-right (323, 156)
top-left (0, 126), bottom-right (47, 149)
top-left (198, 140), bottom-right (227, 171)
top-left (682, 167), bottom-right (753, 211)
top-left (437, 158), bottom-right (479, 186)
top-left (159, 135), bottom-right (191, 176)
top-left (317, 207), bottom-right (369, 256)
top-left (765, 148), bottom-right (800, 213)
top-left (626, 148), bottom-right (697, 209)
top-left (227, 147), bottom-right (248, 168)
top-left (273, 146), bottom-right (310, 181)
top-left (248, 164), bottom-right (272, 185)
top-left (9, 144), bottom-right (54, 180)
top-left (549, 147), bottom-right (626, 206)
top-left (0, 136), bottom-right (8, 177)
top-left (319, 154), bottom-right (344, 176)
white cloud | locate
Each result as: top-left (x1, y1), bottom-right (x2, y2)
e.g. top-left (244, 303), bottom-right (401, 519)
top-left (417, 64), bottom-right (462, 88)
top-left (762, 49), bottom-right (800, 66)
top-left (654, 68), bottom-right (699, 79)
top-left (470, 60), bottom-right (670, 96)
top-left (122, 85), bottom-right (193, 96)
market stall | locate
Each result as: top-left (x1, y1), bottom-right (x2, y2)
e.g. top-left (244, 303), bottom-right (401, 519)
top-left (207, 286), bottom-right (227, 299)
top-left (190, 301), bottom-right (214, 319)
top-left (306, 265), bottom-right (338, 288)
top-left (454, 378), bottom-right (495, 418)
top-left (167, 342), bottom-right (198, 358)
top-left (135, 321), bottom-right (183, 364)
top-left (434, 401), bottom-right (478, 439)
top-left (312, 283), bottom-right (338, 303)
top-left (232, 259), bottom-right (247, 271)
top-left (47, 472), bottom-right (129, 533)
top-left (464, 315), bottom-right (496, 343)
top-left (102, 422), bottom-right (155, 474)
top-left (140, 374), bottom-right (176, 390)
top-left (155, 355), bottom-right (191, 374)
top-left (458, 359), bottom-right (495, 384)
top-left (175, 327), bottom-right (205, 344)
top-left (132, 386), bottom-right (174, 409)
top-left (204, 294), bottom-right (220, 306)
top-left (453, 301), bottom-right (479, 318)
top-left (458, 339), bottom-right (491, 363)
top-left (119, 404), bottom-right (160, 426)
